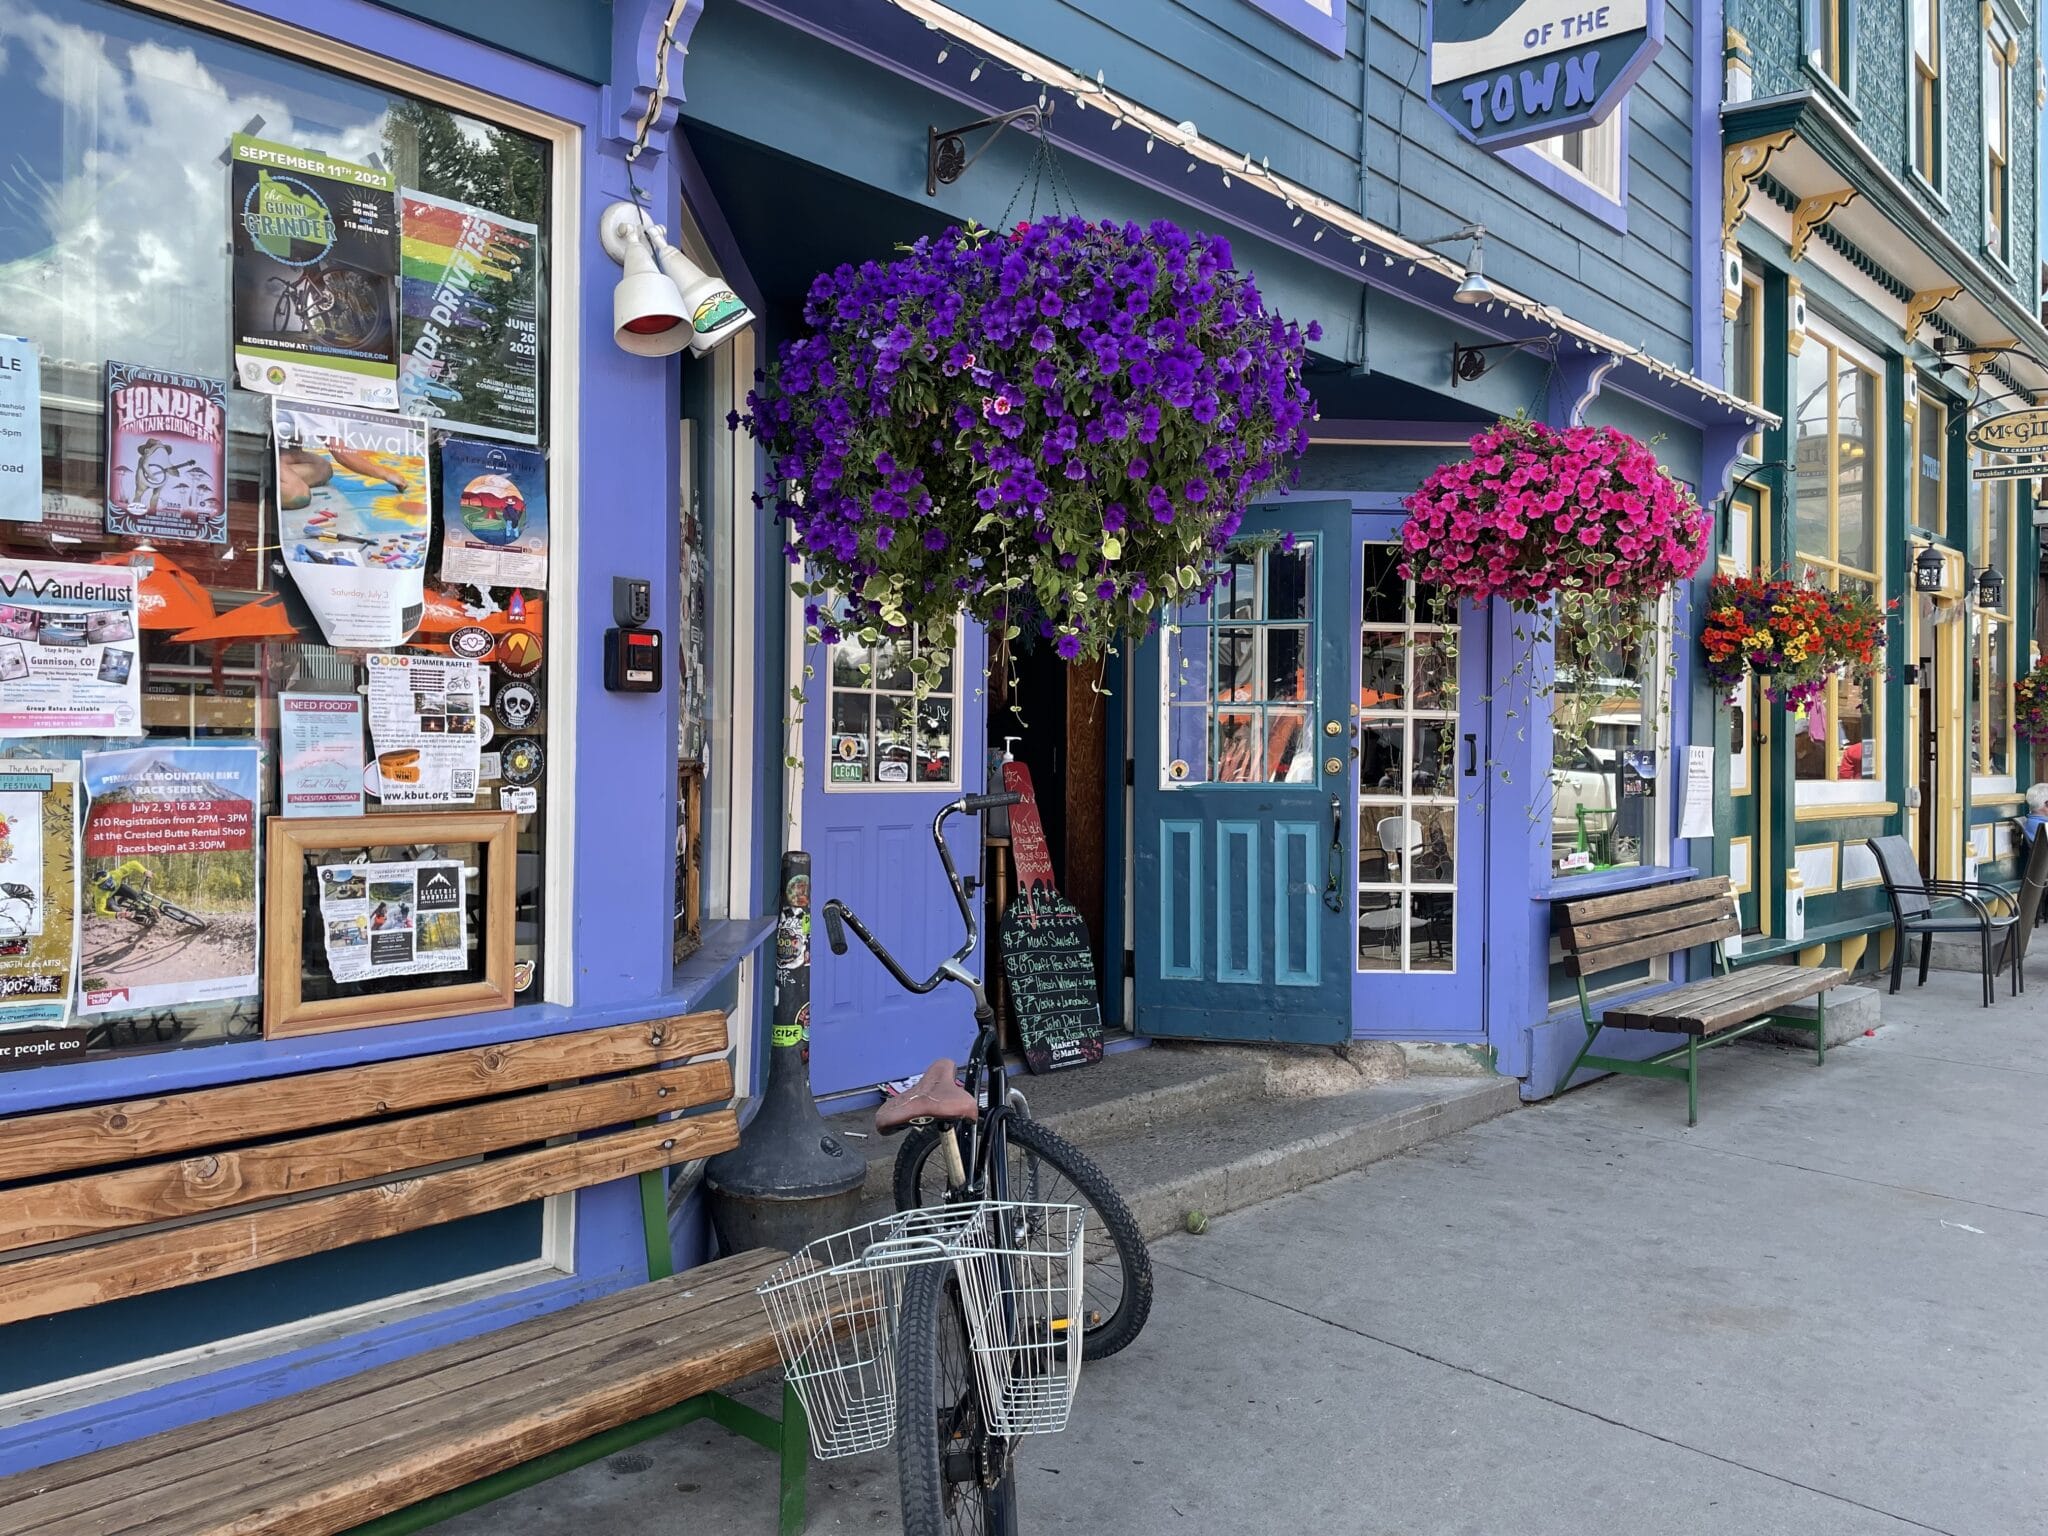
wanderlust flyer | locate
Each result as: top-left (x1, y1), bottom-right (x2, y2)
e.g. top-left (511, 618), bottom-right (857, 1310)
top-left (230, 134), bottom-right (400, 409)
top-left (79, 744), bottom-right (260, 1016)
top-left (275, 399), bottom-right (430, 647)
top-left (104, 362), bottom-right (228, 543)
top-left (0, 761), bottom-right (79, 1030)
top-left (398, 189), bottom-right (541, 444)
top-left (438, 439), bottom-right (548, 591)
top-left (0, 560), bottom-right (142, 737)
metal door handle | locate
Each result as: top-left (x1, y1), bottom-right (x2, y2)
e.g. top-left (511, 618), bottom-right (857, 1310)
top-left (1462, 733), bottom-right (1477, 777)
top-left (1324, 795), bottom-right (1343, 913)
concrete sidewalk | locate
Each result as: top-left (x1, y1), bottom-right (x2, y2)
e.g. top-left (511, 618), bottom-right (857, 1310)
top-left (455, 968), bottom-right (2047, 1534)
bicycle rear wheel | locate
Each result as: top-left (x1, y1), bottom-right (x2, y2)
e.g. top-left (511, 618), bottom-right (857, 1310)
top-left (896, 1260), bottom-right (1020, 1536)
top-left (894, 1115), bottom-right (1153, 1361)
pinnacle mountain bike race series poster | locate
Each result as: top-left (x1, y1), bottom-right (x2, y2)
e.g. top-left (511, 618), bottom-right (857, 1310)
top-left (398, 189), bottom-right (541, 444)
top-left (438, 439), bottom-right (549, 592)
top-left (0, 559), bottom-right (141, 736)
top-left (230, 134), bottom-right (400, 410)
top-left (0, 761), bottom-right (79, 1032)
top-left (274, 398), bottom-right (430, 647)
top-left (78, 743), bottom-right (260, 1016)
top-left (103, 362), bottom-right (229, 543)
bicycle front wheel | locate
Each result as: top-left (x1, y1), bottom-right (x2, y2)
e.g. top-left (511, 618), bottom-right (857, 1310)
top-left (896, 1260), bottom-right (1020, 1536)
top-left (894, 1115), bottom-right (1153, 1361)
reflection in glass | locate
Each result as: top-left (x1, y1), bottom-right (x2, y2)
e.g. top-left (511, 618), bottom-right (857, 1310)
top-left (1165, 623), bottom-right (1210, 708)
top-left (1360, 632), bottom-right (1406, 712)
top-left (1166, 706), bottom-right (1210, 782)
top-left (1215, 628), bottom-right (1256, 700)
top-left (1216, 710), bottom-right (1257, 783)
top-left (873, 641), bottom-right (913, 692)
top-left (1838, 361), bottom-right (1877, 573)
top-left (1793, 344), bottom-right (1830, 561)
top-left (1359, 722), bottom-right (1407, 793)
top-left (875, 695), bottom-right (911, 782)
top-left (1266, 709), bottom-right (1310, 782)
top-left (1213, 559), bottom-right (1257, 621)
top-left (1267, 627), bottom-right (1309, 701)
top-left (1267, 545), bottom-right (1313, 621)
top-left (1361, 544), bottom-right (1408, 624)
top-left (916, 697), bottom-right (953, 782)
top-left (1917, 397), bottom-right (1946, 533)
top-left (1413, 637), bottom-right (1456, 711)
top-left (831, 639), bottom-right (872, 688)
top-left (1412, 721), bottom-right (1455, 796)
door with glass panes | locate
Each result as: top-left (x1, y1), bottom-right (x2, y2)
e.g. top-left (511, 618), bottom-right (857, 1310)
top-left (1350, 520), bottom-right (1488, 1037)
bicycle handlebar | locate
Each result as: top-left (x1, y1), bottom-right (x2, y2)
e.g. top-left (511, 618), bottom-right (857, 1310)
top-left (959, 790), bottom-right (1023, 814)
top-left (820, 793), bottom-right (1008, 998)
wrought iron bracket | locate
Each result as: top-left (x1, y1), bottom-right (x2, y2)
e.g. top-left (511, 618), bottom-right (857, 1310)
top-left (927, 105), bottom-right (1044, 197)
top-left (1450, 335), bottom-right (1556, 387)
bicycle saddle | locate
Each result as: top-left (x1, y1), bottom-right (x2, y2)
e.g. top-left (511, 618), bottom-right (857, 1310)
top-left (875, 1059), bottom-right (978, 1135)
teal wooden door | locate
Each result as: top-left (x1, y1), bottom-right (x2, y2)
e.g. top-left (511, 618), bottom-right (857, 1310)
top-left (1132, 501), bottom-right (1352, 1042)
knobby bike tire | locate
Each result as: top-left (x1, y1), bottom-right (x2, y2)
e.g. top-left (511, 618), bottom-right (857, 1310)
top-left (893, 1115), bottom-right (1154, 1361)
top-left (895, 1261), bottom-right (1020, 1536)
top-left (157, 903), bottom-right (208, 931)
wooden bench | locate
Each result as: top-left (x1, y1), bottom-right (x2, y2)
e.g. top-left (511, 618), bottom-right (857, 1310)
top-left (0, 1014), bottom-right (808, 1536)
top-left (1556, 877), bottom-right (1846, 1125)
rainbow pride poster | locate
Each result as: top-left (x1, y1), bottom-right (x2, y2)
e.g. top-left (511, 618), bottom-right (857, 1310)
top-left (397, 189), bottom-right (540, 445)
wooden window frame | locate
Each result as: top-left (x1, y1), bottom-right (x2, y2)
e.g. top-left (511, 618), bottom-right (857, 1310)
top-left (1910, 0), bottom-right (1944, 189)
top-left (1983, 16), bottom-right (2015, 263)
top-left (1913, 386), bottom-right (1948, 536)
top-left (1971, 465), bottom-right (2018, 789)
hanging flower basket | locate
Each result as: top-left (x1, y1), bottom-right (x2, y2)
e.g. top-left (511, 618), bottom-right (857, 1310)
top-left (1397, 417), bottom-right (1713, 611)
top-left (1700, 571), bottom-right (1888, 709)
top-left (2014, 663), bottom-right (2048, 751)
top-left (737, 216), bottom-right (1317, 666)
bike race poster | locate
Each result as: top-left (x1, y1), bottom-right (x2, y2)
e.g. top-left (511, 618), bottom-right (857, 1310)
top-left (104, 362), bottom-right (229, 543)
top-left (0, 559), bottom-right (141, 737)
top-left (0, 336), bottom-right (42, 524)
top-left (438, 439), bottom-right (548, 592)
top-left (230, 135), bottom-right (400, 410)
top-left (79, 743), bottom-right (260, 1016)
top-left (399, 189), bottom-right (540, 444)
top-left (275, 398), bottom-right (430, 647)
top-left (317, 857), bottom-right (468, 983)
top-left (0, 761), bottom-right (79, 1031)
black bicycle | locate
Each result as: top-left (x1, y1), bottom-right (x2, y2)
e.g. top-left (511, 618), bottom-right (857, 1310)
top-left (824, 791), bottom-right (1153, 1536)
top-left (109, 884), bottom-right (209, 932)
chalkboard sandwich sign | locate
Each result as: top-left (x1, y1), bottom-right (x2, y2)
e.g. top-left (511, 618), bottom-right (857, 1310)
top-left (998, 760), bottom-right (1104, 1075)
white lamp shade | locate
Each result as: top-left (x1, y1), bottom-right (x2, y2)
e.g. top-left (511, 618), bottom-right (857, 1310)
top-left (653, 242), bottom-right (754, 353)
top-left (613, 236), bottom-right (691, 357)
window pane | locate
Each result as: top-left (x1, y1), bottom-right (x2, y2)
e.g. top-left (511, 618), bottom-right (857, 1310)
top-left (1359, 720), bottom-right (1407, 792)
top-left (1360, 632), bottom-right (1407, 712)
top-left (1266, 544), bottom-right (1312, 621)
top-left (1413, 721), bottom-right (1455, 796)
top-left (873, 640), bottom-right (913, 693)
top-left (1266, 627), bottom-right (1309, 702)
top-left (831, 636), bottom-right (873, 688)
top-left (875, 696), bottom-right (911, 783)
top-left (1166, 706), bottom-right (1210, 783)
top-left (1414, 633), bottom-right (1457, 712)
top-left (1165, 624), bottom-right (1210, 707)
top-left (1265, 708), bottom-right (1311, 782)
top-left (1988, 480), bottom-right (2011, 590)
top-left (1411, 810), bottom-right (1455, 884)
top-left (1837, 361), bottom-right (1877, 572)
top-left (1361, 545), bottom-right (1407, 624)
top-left (915, 697), bottom-right (953, 784)
top-left (1216, 710), bottom-right (1257, 783)
top-left (1212, 558), bottom-right (1257, 622)
top-left (831, 693), bottom-right (873, 782)
top-left (1917, 398), bottom-right (1945, 532)
top-left (1216, 629), bottom-right (1256, 701)
top-left (1794, 344), bottom-right (1832, 559)
top-left (922, 632), bottom-right (955, 693)
top-left (1988, 630), bottom-right (2010, 774)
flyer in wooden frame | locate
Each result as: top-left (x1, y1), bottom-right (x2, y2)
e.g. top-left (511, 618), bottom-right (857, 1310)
top-left (264, 810), bottom-right (517, 1037)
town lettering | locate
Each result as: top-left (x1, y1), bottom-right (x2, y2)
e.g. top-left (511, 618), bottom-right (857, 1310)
top-left (1463, 48), bottom-right (1604, 128)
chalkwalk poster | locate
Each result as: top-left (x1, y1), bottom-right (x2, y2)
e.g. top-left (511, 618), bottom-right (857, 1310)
top-left (275, 398), bottom-right (430, 647)
top-left (398, 189), bottom-right (541, 443)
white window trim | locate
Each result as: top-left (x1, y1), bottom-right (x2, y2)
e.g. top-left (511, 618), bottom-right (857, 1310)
top-left (1982, 13), bottom-right (2015, 259)
top-left (1527, 113), bottom-right (1623, 200)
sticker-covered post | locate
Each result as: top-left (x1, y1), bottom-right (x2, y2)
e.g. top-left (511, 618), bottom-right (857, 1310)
top-left (705, 850), bottom-right (864, 1255)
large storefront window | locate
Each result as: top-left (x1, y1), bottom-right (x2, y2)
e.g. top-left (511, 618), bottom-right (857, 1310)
top-left (0, 0), bottom-right (557, 1055)
top-left (1550, 599), bottom-right (1665, 873)
top-left (1971, 468), bottom-right (2017, 782)
top-left (1792, 330), bottom-right (1883, 796)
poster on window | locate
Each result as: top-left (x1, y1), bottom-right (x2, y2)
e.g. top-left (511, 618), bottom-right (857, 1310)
top-left (438, 439), bottom-right (549, 591)
top-left (398, 189), bottom-right (541, 444)
top-left (275, 399), bottom-right (429, 647)
top-left (364, 652), bottom-right (482, 805)
top-left (0, 336), bottom-right (41, 524)
top-left (230, 135), bottom-right (400, 409)
top-left (280, 692), bottom-right (366, 817)
top-left (0, 560), bottom-right (141, 737)
top-left (0, 761), bottom-right (79, 1030)
top-left (78, 743), bottom-right (260, 1016)
top-left (103, 362), bottom-right (229, 543)
top-left (316, 857), bottom-right (468, 982)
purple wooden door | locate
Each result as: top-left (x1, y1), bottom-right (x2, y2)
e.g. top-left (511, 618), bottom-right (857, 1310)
top-left (805, 621), bottom-right (987, 1095)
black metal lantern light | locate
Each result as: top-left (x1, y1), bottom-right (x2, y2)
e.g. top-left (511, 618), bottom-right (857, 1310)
top-left (1977, 563), bottom-right (2006, 610)
top-left (1913, 542), bottom-right (1946, 592)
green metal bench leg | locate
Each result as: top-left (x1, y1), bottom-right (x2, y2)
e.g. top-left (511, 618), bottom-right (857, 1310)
top-left (1814, 991), bottom-right (1827, 1066)
top-left (780, 1378), bottom-right (809, 1535)
top-left (1686, 1036), bottom-right (1699, 1127)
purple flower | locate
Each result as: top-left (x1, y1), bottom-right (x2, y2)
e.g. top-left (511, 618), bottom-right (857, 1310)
top-left (1056, 633), bottom-right (1082, 659)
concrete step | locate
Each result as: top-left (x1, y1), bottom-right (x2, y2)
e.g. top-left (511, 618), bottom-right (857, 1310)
top-left (1755, 982), bottom-right (1882, 1048)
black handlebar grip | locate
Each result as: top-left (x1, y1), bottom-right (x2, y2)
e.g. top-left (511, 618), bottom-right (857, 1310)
top-left (960, 790), bottom-right (1024, 813)
top-left (823, 902), bottom-right (848, 955)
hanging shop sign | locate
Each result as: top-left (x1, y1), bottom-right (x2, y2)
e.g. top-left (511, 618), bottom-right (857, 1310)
top-left (78, 743), bottom-right (261, 1016)
top-left (0, 560), bottom-right (141, 736)
top-left (104, 363), bottom-right (229, 543)
top-left (1430, 0), bottom-right (1663, 149)
top-left (0, 337), bottom-right (42, 524)
top-left (0, 761), bottom-right (79, 1031)
top-left (275, 399), bottom-right (430, 647)
top-left (438, 439), bottom-right (549, 592)
top-left (1967, 407), bottom-right (2048, 479)
top-left (398, 189), bottom-right (542, 444)
top-left (230, 135), bottom-right (400, 408)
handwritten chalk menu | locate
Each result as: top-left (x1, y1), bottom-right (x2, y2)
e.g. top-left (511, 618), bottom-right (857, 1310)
top-left (998, 761), bottom-right (1103, 1075)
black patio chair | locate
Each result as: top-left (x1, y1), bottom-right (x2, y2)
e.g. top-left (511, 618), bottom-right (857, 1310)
top-left (1866, 835), bottom-right (2016, 1008)
top-left (2001, 828), bottom-right (2048, 995)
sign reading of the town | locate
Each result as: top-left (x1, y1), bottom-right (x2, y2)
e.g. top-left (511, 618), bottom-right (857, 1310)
top-left (1967, 407), bottom-right (2048, 479)
top-left (1431, 0), bottom-right (1664, 150)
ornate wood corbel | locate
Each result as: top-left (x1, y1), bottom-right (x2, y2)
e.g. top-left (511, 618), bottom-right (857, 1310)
top-left (1723, 131), bottom-right (1794, 246)
top-left (604, 0), bottom-right (704, 165)
top-left (1788, 188), bottom-right (1856, 262)
top-left (1905, 285), bottom-right (1965, 348)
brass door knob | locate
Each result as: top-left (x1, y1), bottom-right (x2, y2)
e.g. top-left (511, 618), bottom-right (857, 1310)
top-left (1324, 756), bottom-right (1344, 776)
top-left (1324, 720), bottom-right (1343, 736)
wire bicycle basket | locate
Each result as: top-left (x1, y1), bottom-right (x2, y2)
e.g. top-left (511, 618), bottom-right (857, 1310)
top-left (757, 1201), bottom-right (1085, 1459)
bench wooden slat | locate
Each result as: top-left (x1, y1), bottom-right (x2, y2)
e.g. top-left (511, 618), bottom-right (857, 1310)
top-left (1, 1060), bottom-right (732, 1254)
top-left (0, 1112), bottom-right (737, 1326)
top-left (0, 1251), bottom-right (784, 1534)
top-left (0, 1014), bottom-right (726, 1183)
top-left (1563, 913), bottom-right (1739, 976)
top-left (1601, 966), bottom-right (1847, 1036)
top-left (1562, 893), bottom-right (1739, 949)
top-left (1600, 967), bottom-right (1797, 1021)
top-left (1556, 876), bottom-right (1731, 928)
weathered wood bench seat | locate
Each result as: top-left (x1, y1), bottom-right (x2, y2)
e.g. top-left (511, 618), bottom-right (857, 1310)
top-left (0, 1014), bottom-right (807, 1536)
top-left (1556, 877), bottom-right (1846, 1125)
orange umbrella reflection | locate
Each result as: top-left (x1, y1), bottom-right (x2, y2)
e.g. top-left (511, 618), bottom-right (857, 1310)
top-left (97, 551), bottom-right (215, 632)
top-left (171, 593), bottom-right (300, 645)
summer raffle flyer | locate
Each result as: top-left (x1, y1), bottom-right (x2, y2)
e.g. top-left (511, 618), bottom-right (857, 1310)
top-left (275, 399), bottom-right (430, 647)
top-left (104, 362), bottom-right (229, 543)
top-left (230, 135), bottom-right (400, 409)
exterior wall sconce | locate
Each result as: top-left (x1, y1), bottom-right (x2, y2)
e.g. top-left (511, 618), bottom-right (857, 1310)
top-left (599, 201), bottom-right (753, 358)
top-left (1976, 564), bottom-right (2005, 609)
top-left (1913, 542), bottom-right (1946, 592)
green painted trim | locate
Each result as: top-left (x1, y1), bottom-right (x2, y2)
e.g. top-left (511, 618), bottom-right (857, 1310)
top-left (640, 1165), bottom-right (673, 1282)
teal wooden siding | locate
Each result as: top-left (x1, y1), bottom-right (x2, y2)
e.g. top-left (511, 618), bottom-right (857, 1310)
top-left (369, 0), bottom-right (611, 82)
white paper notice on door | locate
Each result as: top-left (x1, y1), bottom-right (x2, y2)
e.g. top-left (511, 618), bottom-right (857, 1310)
top-left (1678, 744), bottom-right (1715, 840)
